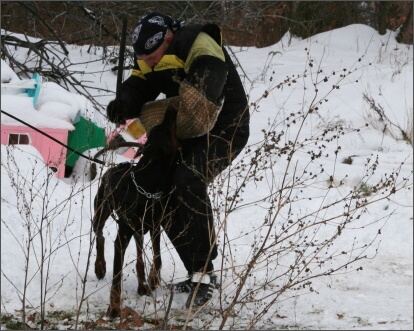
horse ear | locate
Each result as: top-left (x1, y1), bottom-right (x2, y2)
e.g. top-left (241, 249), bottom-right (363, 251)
top-left (163, 106), bottom-right (178, 129)
top-left (162, 106), bottom-right (179, 152)
top-left (164, 106), bottom-right (178, 121)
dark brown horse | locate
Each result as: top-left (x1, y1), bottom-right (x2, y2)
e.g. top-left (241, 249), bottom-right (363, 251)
top-left (91, 106), bottom-right (180, 318)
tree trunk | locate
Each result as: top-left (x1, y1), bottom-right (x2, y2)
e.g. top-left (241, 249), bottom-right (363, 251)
top-left (396, 2), bottom-right (413, 43)
top-left (377, 1), bottom-right (391, 35)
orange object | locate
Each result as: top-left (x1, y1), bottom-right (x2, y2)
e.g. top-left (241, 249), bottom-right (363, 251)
top-left (122, 118), bottom-right (147, 141)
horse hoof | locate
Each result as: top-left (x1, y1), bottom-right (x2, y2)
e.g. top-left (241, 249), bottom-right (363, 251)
top-left (148, 274), bottom-right (161, 289)
top-left (137, 286), bottom-right (152, 296)
top-left (95, 262), bottom-right (106, 279)
top-left (106, 306), bottom-right (120, 319)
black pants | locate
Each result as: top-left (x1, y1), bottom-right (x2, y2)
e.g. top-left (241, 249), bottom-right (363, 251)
top-left (161, 124), bottom-right (249, 275)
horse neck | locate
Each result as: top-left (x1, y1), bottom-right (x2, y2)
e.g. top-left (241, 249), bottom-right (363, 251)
top-left (135, 153), bottom-right (176, 187)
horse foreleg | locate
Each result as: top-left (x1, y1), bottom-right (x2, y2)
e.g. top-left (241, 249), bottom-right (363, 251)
top-left (107, 223), bottom-right (132, 319)
top-left (148, 226), bottom-right (162, 290)
top-left (135, 234), bottom-right (151, 296)
top-left (93, 208), bottom-right (111, 280)
top-left (95, 235), bottom-right (106, 279)
top-left (92, 180), bottom-right (112, 279)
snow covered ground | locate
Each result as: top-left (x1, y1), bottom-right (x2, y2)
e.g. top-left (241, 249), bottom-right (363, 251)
top-left (1, 24), bottom-right (412, 329)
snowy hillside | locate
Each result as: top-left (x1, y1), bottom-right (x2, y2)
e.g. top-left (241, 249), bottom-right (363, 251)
top-left (1, 24), bottom-right (412, 330)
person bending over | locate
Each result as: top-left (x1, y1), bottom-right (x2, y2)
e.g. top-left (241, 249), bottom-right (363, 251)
top-left (106, 12), bottom-right (250, 308)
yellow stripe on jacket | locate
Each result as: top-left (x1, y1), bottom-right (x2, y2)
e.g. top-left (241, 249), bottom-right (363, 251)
top-left (131, 32), bottom-right (225, 79)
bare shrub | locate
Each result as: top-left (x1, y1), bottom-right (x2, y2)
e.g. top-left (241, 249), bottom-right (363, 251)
top-left (363, 93), bottom-right (413, 146)
top-left (1, 27), bottom-right (412, 331)
top-left (204, 52), bottom-right (411, 329)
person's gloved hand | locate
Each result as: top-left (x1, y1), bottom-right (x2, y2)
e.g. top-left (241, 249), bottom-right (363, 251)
top-left (106, 99), bottom-right (127, 125)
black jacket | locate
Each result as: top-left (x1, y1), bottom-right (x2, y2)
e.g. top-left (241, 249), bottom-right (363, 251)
top-left (119, 23), bottom-right (249, 134)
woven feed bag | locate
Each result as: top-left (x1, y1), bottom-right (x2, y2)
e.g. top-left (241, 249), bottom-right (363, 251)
top-left (140, 81), bottom-right (222, 139)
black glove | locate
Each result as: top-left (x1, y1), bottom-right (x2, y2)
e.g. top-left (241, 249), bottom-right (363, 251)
top-left (106, 99), bottom-right (127, 125)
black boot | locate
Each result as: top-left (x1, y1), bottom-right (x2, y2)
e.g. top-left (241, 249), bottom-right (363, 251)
top-left (185, 272), bottom-right (217, 308)
top-left (169, 277), bottom-right (193, 293)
